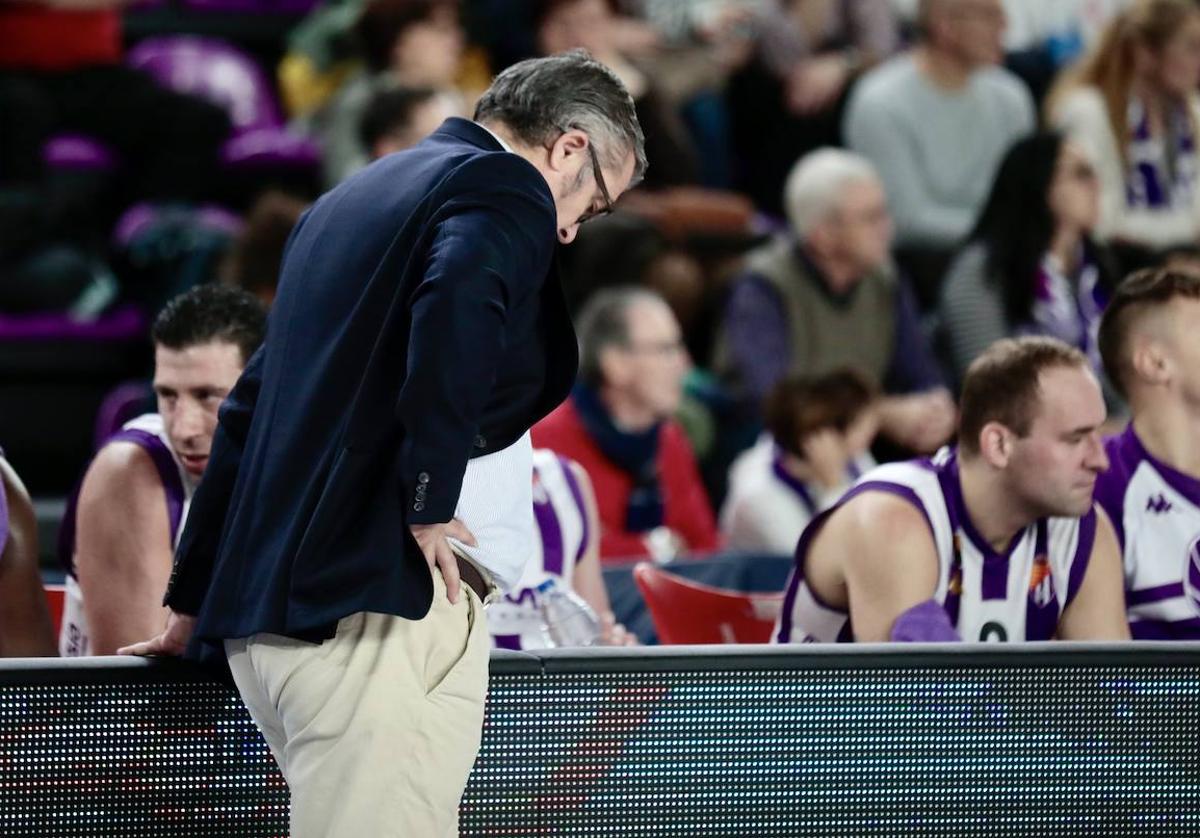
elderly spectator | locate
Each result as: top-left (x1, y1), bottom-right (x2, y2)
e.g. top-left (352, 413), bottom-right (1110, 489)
top-left (533, 287), bottom-right (720, 562)
top-left (716, 148), bottom-right (956, 454)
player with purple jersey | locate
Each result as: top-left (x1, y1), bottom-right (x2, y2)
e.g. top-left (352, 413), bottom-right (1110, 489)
top-left (488, 449), bottom-right (633, 649)
top-left (776, 337), bottom-right (1129, 643)
top-left (1095, 268), bottom-right (1200, 638)
top-left (61, 286), bottom-right (265, 656)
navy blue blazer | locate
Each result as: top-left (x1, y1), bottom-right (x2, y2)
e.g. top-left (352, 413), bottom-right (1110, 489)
top-left (165, 119), bottom-right (578, 642)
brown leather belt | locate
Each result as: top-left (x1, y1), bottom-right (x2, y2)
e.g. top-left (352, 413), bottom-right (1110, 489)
top-left (455, 553), bottom-right (489, 603)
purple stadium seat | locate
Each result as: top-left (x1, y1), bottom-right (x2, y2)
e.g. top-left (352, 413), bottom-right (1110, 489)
top-left (112, 202), bottom-right (243, 250)
top-left (0, 304), bottom-right (146, 342)
top-left (126, 36), bottom-right (321, 172)
top-left (42, 134), bottom-right (118, 171)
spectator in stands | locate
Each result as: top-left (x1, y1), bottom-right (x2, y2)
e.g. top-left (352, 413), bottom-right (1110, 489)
top-left (60, 286), bottom-right (267, 656)
top-left (489, 450), bottom-right (635, 648)
top-left (940, 133), bottom-right (1119, 387)
top-left (1095, 269), bottom-right (1200, 639)
top-left (843, 0), bottom-right (1035, 302)
top-left (721, 369), bottom-right (880, 555)
top-left (728, 0), bottom-right (901, 214)
top-left (0, 454), bottom-right (57, 656)
top-left (0, 0), bottom-right (231, 206)
top-left (535, 0), bottom-right (702, 188)
top-left (715, 148), bottom-right (956, 454)
top-left (1049, 0), bottom-right (1200, 261)
top-left (533, 287), bottom-right (720, 562)
top-left (219, 190), bottom-right (310, 306)
top-left (359, 85), bottom-right (463, 161)
top-left (311, 0), bottom-right (474, 186)
top-left (776, 336), bottom-right (1130, 644)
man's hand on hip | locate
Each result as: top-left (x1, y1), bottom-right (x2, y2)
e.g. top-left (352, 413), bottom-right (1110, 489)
top-left (117, 609), bottom-right (196, 657)
top-left (411, 519), bottom-right (477, 604)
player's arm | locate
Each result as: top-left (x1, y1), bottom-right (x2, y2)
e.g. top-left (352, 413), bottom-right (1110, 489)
top-left (1057, 506), bottom-right (1130, 641)
top-left (814, 491), bottom-right (941, 642)
top-left (567, 462), bottom-right (635, 646)
top-left (0, 458), bottom-right (57, 656)
top-left (75, 443), bottom-right (174, 655)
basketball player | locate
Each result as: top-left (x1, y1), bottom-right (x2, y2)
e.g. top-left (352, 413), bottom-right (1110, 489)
top-left (488, 449), bottom-right (633, 649)
top-left (775, 336), bottom-right (1130, 643)
top-left (60, 285), bottom-right (266, 655)
top-left (1095, 268), bottom-right (1200, 638)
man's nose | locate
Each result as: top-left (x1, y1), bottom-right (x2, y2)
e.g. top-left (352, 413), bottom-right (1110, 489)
top-left (558, 225), bottom-right (578, 245)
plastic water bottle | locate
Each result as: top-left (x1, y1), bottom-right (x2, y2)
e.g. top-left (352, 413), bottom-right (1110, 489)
top-left (537, 578), bottom-right (601, 648)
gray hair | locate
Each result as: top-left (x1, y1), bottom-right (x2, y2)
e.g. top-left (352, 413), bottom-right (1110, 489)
top-left (474, 49), bottom-right (647, 184)
top-left (576, 286), bottom-right (665, 388)
top-left (783, 148), bottom-right (880, 240)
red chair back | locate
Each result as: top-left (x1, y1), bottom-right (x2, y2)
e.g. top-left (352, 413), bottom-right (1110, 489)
top-left (632, 562), bottom-right (782, 645)
top-left (44, 583), bottom-right (66, 638)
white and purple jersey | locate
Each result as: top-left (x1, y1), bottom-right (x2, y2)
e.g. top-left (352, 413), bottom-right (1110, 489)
top-left (775, 447), bottom-right (1097, 643)
top-left (488, 449), bottom-right (592, 651)
top-left (1094, 425), bottom-right (1200, 639)
top-left (59, 413), bottom-right (195, 657)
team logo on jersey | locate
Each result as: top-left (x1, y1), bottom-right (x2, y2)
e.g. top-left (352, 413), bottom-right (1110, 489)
top-left (1147, 494), bottom-right (1175, 514)
top-left (1028, 554), bottom-right (1055, 607)
top-left (1183, 536), bottom-right (1200, 615)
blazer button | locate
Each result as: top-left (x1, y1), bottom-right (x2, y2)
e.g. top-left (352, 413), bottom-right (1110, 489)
top-left (417, 472), bottom-right (430, 484)
top-left (474, 434), bottom-right (486, 449)
top-left (413, 501), bottom-right (425, 512)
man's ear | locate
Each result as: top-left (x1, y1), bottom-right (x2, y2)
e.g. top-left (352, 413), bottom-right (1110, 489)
top-left (598, 344), bottom-right (626, 388)
top-left (1130, 337), bottom-right (1171, 388)
top-left (978, 421), bottom-right (1012, 468)
top-left (547, 128), bottom-right (589, 175)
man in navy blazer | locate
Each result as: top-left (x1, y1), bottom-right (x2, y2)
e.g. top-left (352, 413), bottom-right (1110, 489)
top-left (123, 50), bottom-right (645, 836)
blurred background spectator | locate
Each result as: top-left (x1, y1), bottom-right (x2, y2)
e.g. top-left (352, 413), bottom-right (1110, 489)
top-left (533, 287), bottom-right (720, 562)
top-left (301, 0), bottom-right (476, 186)
top-left (728, 0), bottom-right (901, 215)
top-left (844, 0), bottom-right (1035, 306)
top-left (715, 148), bottom-right (956, 455)
top-left (939, 132), bottom-right (1120, 389)
top-left (1049, 0), bottom-right (1200, 269)
top-left (720, 368), bottom-right (879, 555)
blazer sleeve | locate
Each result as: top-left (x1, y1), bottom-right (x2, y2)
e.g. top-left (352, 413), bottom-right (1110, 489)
top-left (164, 345), bottom-right (265, 614)
top-left (397, 156), bottom-right (556, 524)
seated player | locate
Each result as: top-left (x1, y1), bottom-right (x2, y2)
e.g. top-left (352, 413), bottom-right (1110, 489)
top-left (1095, 268), bottom-right (1200, 638)
top-left (488, 449), bottom-right (634, 649)
top-left (60, 285), bottom-right (267, 655)
top-left (775, 336), bottom-right (1129, 643)
top-left (0, 453), bottom-right (57, 656)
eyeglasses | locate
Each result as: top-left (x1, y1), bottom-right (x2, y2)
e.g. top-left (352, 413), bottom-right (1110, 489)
top-left (622, 338), bottom-right (685, 358)
top-left (577, 141), bottom-right (614, 226)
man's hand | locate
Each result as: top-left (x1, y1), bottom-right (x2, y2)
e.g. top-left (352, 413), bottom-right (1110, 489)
top-left (598, 611), bottom-right (638, 647)
top-left (787, 55), bottom-right (852, 115)
top-left (410, 518), bottom-right (477, 603)
top-left (880, 389), bottom-right (958, 454)
top-left (117, 610), bottom-right (196, 657)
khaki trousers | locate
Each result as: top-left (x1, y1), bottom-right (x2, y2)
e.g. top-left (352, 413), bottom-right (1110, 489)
top-left (225, 569), bottom-right (489, 837)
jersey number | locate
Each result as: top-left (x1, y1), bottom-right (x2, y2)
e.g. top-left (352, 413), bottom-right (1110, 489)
top-left (978, 622), bottom-right (1008, 642)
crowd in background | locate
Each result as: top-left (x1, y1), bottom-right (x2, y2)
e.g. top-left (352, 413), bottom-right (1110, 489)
top-left (5, 0), bottom-right (1200, 653)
